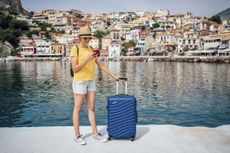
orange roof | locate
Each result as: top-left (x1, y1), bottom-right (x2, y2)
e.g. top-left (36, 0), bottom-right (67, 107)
top-left (52, 43), bottom-right (65, 46)
top-left (222, 35), bottom-right (230, 41)
top-left (55, 34), bottom-right (64, 36)
top-left (202, 20), bottom-right (220, 26)
top-left (128, 46), bottom-right (135, 50)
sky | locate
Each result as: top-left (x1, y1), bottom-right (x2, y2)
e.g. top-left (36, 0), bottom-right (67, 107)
top-left (21, 0), bottom-right (230, 17)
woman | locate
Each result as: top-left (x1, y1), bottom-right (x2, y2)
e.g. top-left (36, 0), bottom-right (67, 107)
top-left (70, 26), bottom-right (119, 145)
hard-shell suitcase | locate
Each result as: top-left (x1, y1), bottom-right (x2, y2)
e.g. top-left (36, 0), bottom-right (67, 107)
top-left (107, 78), bottom-right (137, 141)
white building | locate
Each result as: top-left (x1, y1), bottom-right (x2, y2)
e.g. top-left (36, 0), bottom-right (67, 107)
top-left (128, 29), bottom-right (141, 42)
top-left (108, 42), bottom-right (122, 58)
top-left (143, 18), bottom-right (156, 28)
top-left (32, 14), bottom-right (47, 23)
top-left (218, 34), bottom-right (230, 56)
top-left (198, 21), bottom-right (220, 33)
top-left (159, 21), bottom-right (176, 30)
top-left (155, 9), bottom-right (170, 19)
top-left (110, 29), bottom-right (121, 41)
top-left (102, 36), bottom-right (112, 50)
top-left (54, 34), bottom-right (74, 44)
top-left (156, 33), bottom-right (177, 45)
top-left (177, 32), bottom-right (200, 53)
top-left (47, 12), bottom-right (72, 30)
top-left (21, 47), bottom-right (36, 56)
top-left (136, 38), bottom-right (146, 55)
top-left (89, 38), bottom-right (99, 49)
top-left (135, 11), bottom-right (146, 17)
top-left (203, 36), bottom-right (222, 50)
top-left (120, 25), bottom-right (131, 40)
top-left (35, 40), bottom-right (52, 54)
top-left (222, 19), bottom-right (230, 31)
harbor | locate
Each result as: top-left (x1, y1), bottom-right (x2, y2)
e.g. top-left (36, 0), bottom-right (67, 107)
top-left (1, 1), bottom-right (230, 153)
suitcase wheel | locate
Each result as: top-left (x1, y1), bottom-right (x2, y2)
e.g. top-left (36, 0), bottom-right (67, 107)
top-left (131, 137), bottom-right (135, 141)
top-left (108, 137), bottom-right (111, 141)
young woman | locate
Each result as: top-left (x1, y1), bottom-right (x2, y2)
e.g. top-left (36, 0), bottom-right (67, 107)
top-left (70, 26), bottom-right (119, 145)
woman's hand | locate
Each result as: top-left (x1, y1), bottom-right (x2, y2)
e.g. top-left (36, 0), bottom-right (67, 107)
top-left (86, 53), bottom-right (96, 62)
top-left (114, 76), bottom-right (120, 81)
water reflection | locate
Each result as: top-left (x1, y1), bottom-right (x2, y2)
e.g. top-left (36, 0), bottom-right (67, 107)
top-left (0, 61), bottom-right (230, 127)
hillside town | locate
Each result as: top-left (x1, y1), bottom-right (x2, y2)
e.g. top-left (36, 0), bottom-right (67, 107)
top-left (6, 8), bottom-right (230, 59)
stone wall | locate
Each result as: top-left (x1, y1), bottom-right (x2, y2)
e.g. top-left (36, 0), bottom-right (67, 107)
top-left (101, 56), bottom-right (230, 63)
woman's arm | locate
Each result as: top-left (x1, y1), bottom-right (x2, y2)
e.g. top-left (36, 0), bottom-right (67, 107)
top-left (96, 59), bottom-right (119, 80)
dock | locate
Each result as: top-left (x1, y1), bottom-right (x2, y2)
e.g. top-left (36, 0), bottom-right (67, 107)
top-left (0, 125), bottom-right (229, 153)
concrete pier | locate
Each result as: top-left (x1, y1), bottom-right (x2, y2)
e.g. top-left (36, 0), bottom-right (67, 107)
top-left (0, 125), bottom-right (230, 153)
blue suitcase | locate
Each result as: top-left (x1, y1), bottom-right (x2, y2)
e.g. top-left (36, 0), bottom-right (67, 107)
top-left (107, 78), bottom-right (137, 141)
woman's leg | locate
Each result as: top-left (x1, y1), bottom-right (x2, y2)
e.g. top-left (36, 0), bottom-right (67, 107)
top-left (86, 91), bottom-right (98, 135)
top-left (73, 94), bottom-right (85, 137)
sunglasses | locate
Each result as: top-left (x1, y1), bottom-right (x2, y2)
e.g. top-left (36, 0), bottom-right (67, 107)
top-left (83, 37), bottom-right (91, 40)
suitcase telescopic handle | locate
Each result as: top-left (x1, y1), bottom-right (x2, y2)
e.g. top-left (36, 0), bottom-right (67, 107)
top-left (116, 77), bottom-right (128, 95)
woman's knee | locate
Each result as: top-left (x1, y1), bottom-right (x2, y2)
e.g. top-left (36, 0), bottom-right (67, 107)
top-left (74, 105), bottom-right (82, 112)
top-left (87, 107), bottom-right (95, 112)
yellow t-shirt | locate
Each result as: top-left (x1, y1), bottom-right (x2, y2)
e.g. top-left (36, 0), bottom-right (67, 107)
top-left (70, 46), bottom-right (96, 81)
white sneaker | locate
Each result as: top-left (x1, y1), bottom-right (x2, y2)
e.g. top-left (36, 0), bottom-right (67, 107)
top-left (74, 134), bottom-right (86, 145)
top-left (93, 133), bottom-right (108, 143)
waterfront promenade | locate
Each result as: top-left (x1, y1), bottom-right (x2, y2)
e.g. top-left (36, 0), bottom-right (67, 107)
top-left (0, 125), bottom-right (229, 153)
top-left (1, 55), bottom-right (230, 63)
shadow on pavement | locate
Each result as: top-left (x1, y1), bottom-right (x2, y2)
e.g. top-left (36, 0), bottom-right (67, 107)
top-left (135, 126), bottom-right (151, 140)
top-left (83, 126), bottom-right (150, 141)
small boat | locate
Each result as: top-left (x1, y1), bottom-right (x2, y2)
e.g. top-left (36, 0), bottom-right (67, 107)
top-left (147, 58), bottom-right (156, 62)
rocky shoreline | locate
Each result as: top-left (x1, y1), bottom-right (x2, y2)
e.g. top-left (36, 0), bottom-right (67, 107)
top-left (1, 56), bottom-right (230, 63)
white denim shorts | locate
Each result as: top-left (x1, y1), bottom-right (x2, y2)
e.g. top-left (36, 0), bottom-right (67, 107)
top-left (72, 80), bottom-right (96, 94)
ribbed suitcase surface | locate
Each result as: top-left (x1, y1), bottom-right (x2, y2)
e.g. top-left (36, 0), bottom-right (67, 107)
top-left (107, 94), bottom-right (137, 140)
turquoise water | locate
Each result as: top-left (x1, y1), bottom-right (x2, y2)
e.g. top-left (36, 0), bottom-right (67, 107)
top-left (0, 61), bottom-right (230, 127)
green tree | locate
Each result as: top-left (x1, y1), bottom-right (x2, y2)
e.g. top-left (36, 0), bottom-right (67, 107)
top-left (0, 15), bottom-right (13, 29)
top-left (26, 30), bottom-right (39, 38)
top-left (0, 29), bottom-right (20, 48)
top-left (0, 15), bottom-right (29, 50)
top-left (0, 47), bottom-right (3, 54)
top-left (49, 28), bottom-right (65, 34)
top-left (9, 20), bottom-right (29, 31)
top-left (10, 49), bottom-right (19, 56)
top-left (166, 25), bottom-right (171, 29)
top-left (152, 32), bottom-right (157, 39)
top-left (44, 31), bottom-right (51, 40)
top-left (94, 30), bottom-right (109, 49)
top-left (32, 20), bottom-right (51, 31)
top-left (152, 23), bottom-right (160, 29)
top-left (28, 11), bottom-right (34, 19)
top-left (122, 41), bottom-right (136, 56)
top-left (209, 15), bottom-right (222, 24)
top-left (94, 30), bottom-right (107, 39)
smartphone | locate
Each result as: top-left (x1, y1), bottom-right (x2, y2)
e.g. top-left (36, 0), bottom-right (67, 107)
top-left (93, 49), bottom-right (100, 57)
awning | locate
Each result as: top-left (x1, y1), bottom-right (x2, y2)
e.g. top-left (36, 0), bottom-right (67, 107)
top-left (218, 49), bottom-right (230, 53)
top-left (126, 52), bottom-right (135, 55)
